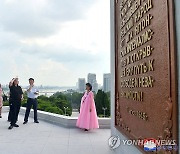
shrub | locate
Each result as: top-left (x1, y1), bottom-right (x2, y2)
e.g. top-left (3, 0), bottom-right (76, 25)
top-left (38, 103), bottom-right (51, 111)
top-left (21, 99), bottom-right (27, 107)
top-left (38, 95), bottom-right (49, 101)
top-left (45, 107), bottom-right (63, 115)
top-left (3, 101), bottom-right (9, 106)
top-left (3, 93), bottom-right (73, 116)
top-left (98, 114), bottom-right (105, 118)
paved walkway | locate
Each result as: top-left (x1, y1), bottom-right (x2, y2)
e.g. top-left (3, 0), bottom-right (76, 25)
top-left (0, 112), bottom-right (114, 154)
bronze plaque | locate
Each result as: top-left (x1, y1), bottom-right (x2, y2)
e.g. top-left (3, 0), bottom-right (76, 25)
top-left (114, 0), bottom-right (178, 153)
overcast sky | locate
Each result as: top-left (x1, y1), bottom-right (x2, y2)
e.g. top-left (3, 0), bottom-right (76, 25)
top-left (0, 0), bottom-right (110, 87)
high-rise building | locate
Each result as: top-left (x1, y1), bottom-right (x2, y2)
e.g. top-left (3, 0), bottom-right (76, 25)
top-left (103, 73), bottom-right (111, 92)
top-left (93, 82), bottom-right (98, 93)
top-left (87, 73), bottom-right (96, 84)
top-left (78, 78), bottom-right (86, 92)
top-left (87, 73), bottom-right (98, 93)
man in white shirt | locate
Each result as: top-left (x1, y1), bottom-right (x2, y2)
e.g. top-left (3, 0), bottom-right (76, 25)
top-left (23, 78), bottom-right (39, 124)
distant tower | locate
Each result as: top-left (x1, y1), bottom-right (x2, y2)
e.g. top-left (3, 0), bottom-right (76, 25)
top-left (103, 73), bottom-right (111, 92)
top-left (87, 73), bottom-right (98, 93)
top-left (78, 78), bottom-right (86, 93)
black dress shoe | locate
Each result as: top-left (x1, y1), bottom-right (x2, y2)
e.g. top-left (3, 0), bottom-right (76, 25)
top-left (84, 129), bottom-right (88, 131)
top-left (13, 124), bottom-right (19, 127)
top-left (0, 115), bottom-right (2, 118)
top-left (23, 121), bottom-right (28, 124)
top-left (34, 121), bottom-right (39, 123)
top-left (8, 125), bottom-right (13, 129)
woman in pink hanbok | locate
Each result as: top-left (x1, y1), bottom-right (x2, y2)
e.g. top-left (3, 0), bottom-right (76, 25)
top-left (0, 84), bottom-right (3, 118)
top-left (76, 83), bottom-right (99, 131)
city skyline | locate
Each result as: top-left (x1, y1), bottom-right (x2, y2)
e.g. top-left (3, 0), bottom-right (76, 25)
top-left (0, 0), bottom-right (110, 87)
top-left (1, 72), bottom-right (110, 88)
top-left (77, 72), bottom-right (111, 92)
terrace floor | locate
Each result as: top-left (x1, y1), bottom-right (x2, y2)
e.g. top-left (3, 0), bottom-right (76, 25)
top-left (0, 112), bottom-right (114, 154)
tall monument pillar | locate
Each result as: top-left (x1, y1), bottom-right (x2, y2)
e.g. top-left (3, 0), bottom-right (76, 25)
top-left (175, 0), bottom-right (180, 152)
top-left (111, 0), bottom-right (178, 153)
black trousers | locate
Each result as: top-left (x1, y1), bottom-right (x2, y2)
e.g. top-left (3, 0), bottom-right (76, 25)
top-left (8, 108), bottom-right (12, 121)
top-left (9, 101), bottom-right (21, 126)
top-left (8, 101), bottom-right (12, 121)
top-left (24, 98), bottom-right (38, 122)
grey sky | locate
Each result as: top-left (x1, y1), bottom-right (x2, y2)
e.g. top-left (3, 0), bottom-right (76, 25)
top-left (0, 0), bottom-right (110, 86)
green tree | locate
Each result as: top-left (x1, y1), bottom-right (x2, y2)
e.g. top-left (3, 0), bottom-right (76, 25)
top-left (65, 92), bottom-right (83, 109)
top-left (95, 90), bottom-right (110, 117)
top-left (36, 93), bottom-right (72, 115)
top-left (45, 106), bottom-right (63, 115)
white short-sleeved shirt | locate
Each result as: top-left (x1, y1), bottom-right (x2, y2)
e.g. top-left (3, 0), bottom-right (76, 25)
top-left (27, 85), bottom-right (39, 99)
